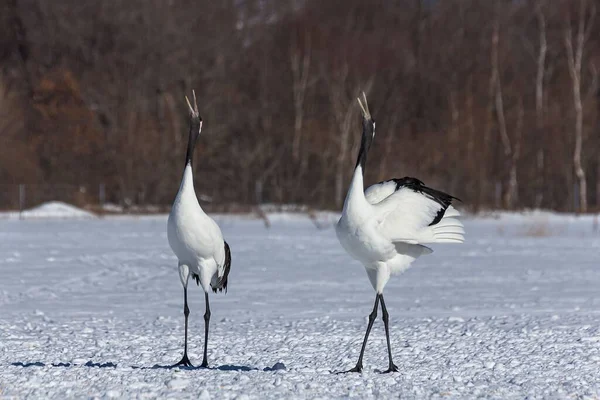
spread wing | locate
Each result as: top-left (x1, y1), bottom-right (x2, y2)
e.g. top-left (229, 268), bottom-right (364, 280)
top-left (370, 177), bottom-right (464, 244)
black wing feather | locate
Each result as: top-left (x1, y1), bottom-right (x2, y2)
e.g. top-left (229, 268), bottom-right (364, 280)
top-left (211, 241), bottom-right (231, 293)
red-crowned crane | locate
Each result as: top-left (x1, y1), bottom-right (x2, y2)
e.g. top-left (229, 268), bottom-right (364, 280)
top-left (335, 93), bottom-right (464, 373)
top-left (167, 91), bottom-right (231, 368)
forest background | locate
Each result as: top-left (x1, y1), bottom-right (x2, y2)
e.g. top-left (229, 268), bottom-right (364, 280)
top-left (1, 0), bottom-right (600, 213)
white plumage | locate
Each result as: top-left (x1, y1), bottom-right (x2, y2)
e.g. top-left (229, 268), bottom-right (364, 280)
top-left (335, 93), bottom-right (464, 374)
top-left (336, 171), bottom-right (464, 293)
top-left (167, 91), bottom-right (231, 368)
top-left (367, 185), bottom-right (464, 245)
top-left (168, 165), bottom-right (228, 292)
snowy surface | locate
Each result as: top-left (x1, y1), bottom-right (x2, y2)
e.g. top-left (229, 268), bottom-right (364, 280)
top-left (1, 212), bottom-right (599, 399)
top-left (0, 201), bottom-right (96, 220)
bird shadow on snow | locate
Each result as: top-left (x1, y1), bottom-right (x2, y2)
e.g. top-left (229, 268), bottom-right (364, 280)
top-left (148, 364), bottom-right (269, 372)
top-left (10, 361), bottom-right (264, 372)
top-left (148, 361), bottom-right (286, 372)
top-left (11, 361), bottom-right (117, 368)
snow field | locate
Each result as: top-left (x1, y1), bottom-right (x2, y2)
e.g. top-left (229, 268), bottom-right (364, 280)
top-left (0, 213), bottom-right (599, 398)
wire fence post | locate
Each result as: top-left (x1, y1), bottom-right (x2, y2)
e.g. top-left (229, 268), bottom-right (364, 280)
top-left (19, 184), bottom-right (25, 220)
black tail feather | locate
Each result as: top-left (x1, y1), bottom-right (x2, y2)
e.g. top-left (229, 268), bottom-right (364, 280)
top-left (211, 241), bottom-right (231, 293)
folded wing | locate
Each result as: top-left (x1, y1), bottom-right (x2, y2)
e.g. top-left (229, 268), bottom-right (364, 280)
top-left (211, 241), bottom-right (231, 293)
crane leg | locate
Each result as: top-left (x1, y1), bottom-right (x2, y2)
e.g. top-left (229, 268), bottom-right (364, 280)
top-left (339, 294), bottom-right (380, 373)
top-left (173, 286), bottom-right (193, 367)
top-left (200, 292), bottom-right (211, 368)
top-left (379, 294), bottom-right (399, 373)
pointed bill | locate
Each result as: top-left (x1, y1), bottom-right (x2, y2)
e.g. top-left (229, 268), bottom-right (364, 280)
top-left (357, 91), bottom-right (371, 120)
top-left (185, 90), bottom-right (201, 119)
top-left (361, 92), bottom-right (369, 113)
top-left (192, 90), bottom-right (199, 114)
top-left (185, 95), bottom-right (194, 115)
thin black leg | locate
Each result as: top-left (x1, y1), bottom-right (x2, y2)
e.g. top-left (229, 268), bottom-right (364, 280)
top-left (200, 292), bottom-right (211, 368)
top-left (173, 287), bottom-right (193, 367)
top-left (379, 294), bottom-right (398, 373)
top-left (340, 294), bottom-right (380, 373)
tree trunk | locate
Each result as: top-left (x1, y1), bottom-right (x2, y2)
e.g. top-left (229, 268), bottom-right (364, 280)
top-left (328, 66), bottom-right (373, 207)
top-left (564, 0), bottom-right (594, 213)
top-left (535, 2), bottom-right (547, 208)
top-left (565, 0), bottom-right (594, 212)
top-left (481, 18), bottom-right (500, 208)
top-left (290, 32), bottom-right (312, 161)
top-left (507, 98), bottom-right (524, 209)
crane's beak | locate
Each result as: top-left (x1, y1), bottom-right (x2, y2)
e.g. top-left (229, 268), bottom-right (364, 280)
top-left (185, 90), bottom-right (203, 135)
top-left (357, 92), bottom-right (371, 121)
top-left (357, 92), bottom-right (375, 139)
top-left (185, 90), bottom-right (202, 122)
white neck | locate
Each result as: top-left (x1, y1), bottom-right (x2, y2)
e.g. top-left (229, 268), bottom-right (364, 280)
top-left (177, 164), bottom-right (202, 210)
top-left (342, 165), bottom-right (370, 215)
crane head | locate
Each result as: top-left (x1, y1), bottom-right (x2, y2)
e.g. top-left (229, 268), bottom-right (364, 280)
top-left (357, 92), bottom-right (375, 138)
top-left (185, 90), bottom-right (203, 133)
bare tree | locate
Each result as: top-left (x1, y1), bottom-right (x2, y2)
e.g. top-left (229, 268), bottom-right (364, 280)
top-left (492, 35), bottom-right (523, 208)
top-left (328, 65), bottom-right (366, 206)
top-left (290, 29), bottom-right (313, 161)
top-left (534, 0), bottom-right (548, 208)
top-left (483, 16), bottom-right (501, 208)
top-left (506, 98), bottom-right (524, 209)
top-left (2, 0), bottom-right (600, 212)
top-left (564, 0), bottom-right (595, 212)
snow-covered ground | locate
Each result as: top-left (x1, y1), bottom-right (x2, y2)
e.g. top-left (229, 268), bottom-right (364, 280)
top-left (1, 212), bottom-right (599, 399)
top-left (0, 201), bottom-right (96, 220)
